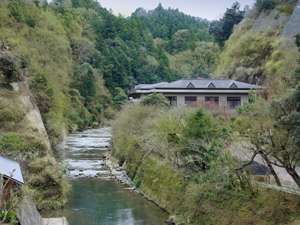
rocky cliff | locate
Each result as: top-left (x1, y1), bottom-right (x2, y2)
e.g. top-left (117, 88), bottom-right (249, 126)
top-left (0, 49), bottom-right (68, 211)
top-left (0, 50), bottom-right (50, 154)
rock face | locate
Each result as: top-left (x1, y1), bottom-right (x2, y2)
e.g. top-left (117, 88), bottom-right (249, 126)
top-left (11, 80), bottom-right (51, 151)
top-left (0, 49), bottom-right (51, 151)
top-left (250, 9), bottom-right (290, 33)
top-left (282, 0), bottom-right (300, 38)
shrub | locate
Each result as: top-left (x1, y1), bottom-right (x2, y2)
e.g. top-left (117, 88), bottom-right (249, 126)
top-left (0, 53), bottom-right (24, 84)
top-left (0, 133), bottom-right (46, 157)
top-left (0, 96), bottom-right (25, 125)
top-left (217, 32), bottom-right (275, 83)
top-left (141, 93), bottom-right (169, 107)
top-left (0, 210), bottom-right (18, 225)
top-left (27, 156), bottom-right (70, 211)
top-left (112, 87), bottom-right (128, 109)
top-left (8, 0), bottom-right (40, 27)
top-left (30, 73), bottom-right (54, 114)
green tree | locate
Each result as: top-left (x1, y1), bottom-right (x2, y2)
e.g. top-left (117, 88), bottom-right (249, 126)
top-left (181, 110), bottom-right (226, 171)
top-left (140, 93), bottom-right (169, 107)
top-left (112, 87), bottom-right (128, 109)
top-left (237, 97), bottom-right (300, 188)
top-left (255, 0), bottom-right (276, 12)
top-left (209, 2), bottom-right (245, 45)
top-left (73, 63), bottom-right (96, 103)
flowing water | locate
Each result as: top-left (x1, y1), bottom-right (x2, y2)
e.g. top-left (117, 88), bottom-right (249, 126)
top-left (63, 128), bottom-right (168, 225)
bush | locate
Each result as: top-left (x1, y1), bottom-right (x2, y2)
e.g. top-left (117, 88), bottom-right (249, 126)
top-left (30, 73), bottom-right (54, 114)
top-left (0, 96), bottom-right (25, 125)
top-left (0, 133), bottom-right (46, 157)
top-left (8, 0), bottom-right (40, 27)
top-left (141, 93), bottom-right (169, 107)
top-left (112, 87), bottom-right (128, 109)
top-left (0, 210), bottom-right (18, 225)
top-left (0, 53), bottom-right (24, 84)
top-left (27, 156), bottom-right (70, 211)
top-left (217, 32), bottom-right (274, 83)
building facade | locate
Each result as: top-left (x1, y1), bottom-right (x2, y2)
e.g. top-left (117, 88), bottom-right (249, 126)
top-left (130, 79), bottom-right (260, 111)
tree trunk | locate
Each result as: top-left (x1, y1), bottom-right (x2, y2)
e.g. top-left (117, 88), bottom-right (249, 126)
top-left (286, 167), bottom-right (300, 188)
top-left (260, 153), bottom-right (282, 187)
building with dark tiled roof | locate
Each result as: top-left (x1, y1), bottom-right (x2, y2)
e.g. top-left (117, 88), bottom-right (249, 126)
top-left (130, 78), bottom-right (261, 110)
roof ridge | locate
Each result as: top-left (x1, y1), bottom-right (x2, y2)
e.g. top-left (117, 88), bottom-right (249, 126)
top-left (179, 78), bottom-right (235, 81)
top-left (0, 155), bottom-right (18, 163)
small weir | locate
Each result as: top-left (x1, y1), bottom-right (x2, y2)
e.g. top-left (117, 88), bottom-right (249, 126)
top-left (63, 128), bottom-right (168, 225)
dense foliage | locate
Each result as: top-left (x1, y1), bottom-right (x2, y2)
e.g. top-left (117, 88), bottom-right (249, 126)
top-left (132, 3), bottom-right (219, 77)
top-left (112, 104), bottom-right (300, 225)
top-left (133, 4), bottom-right (211, 41)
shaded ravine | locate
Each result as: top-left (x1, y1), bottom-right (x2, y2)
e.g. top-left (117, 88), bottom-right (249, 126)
top-left (63, 128), bottom-right (168, 225)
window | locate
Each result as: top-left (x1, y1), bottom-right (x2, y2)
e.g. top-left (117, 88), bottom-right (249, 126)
top-left (167, 96), bottom-right (177, 106)
top-left (205, 96), bottom-right (219, 106)
top-left (185, 96), bottom-right (197, 106)
top-left (227, 97), bottom-right (241, 109)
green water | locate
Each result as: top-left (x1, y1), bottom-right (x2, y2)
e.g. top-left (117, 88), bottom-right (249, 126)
top-left (64, 178), bottom-right (168, 225)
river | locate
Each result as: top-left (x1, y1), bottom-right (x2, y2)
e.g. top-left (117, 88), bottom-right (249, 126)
top-left (63, 128), bottom-right (168, 225)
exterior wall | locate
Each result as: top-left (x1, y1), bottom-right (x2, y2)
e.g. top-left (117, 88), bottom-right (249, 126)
top-left (0, 178), bottom-right (18, 207)
top-left (164, 93), bottom-right (249, 109)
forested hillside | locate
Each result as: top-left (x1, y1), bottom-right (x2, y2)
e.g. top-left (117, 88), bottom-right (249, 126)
top-left (132, 4), bottom-right (222, 77)
top-left (0, 0), bottom-right (226, 213)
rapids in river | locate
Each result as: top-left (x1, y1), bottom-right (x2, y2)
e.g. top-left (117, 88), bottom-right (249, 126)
top-left (63, 128), bottom-right (168, 225)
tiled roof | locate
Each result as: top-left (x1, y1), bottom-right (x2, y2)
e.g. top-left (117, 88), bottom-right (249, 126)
top-left (0, 156), bottom-right (24, 184)
top-left (135, 79), bottom-right (259, 90)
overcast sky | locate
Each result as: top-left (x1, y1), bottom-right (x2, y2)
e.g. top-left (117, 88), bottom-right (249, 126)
top-left (99, 0), bottom-right (255, 20)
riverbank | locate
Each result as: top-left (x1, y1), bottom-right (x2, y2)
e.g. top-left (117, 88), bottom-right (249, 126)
top-left (112, 104), bottom-right (300, 225)
top-left (105, 153), bottom-right (173, 219)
